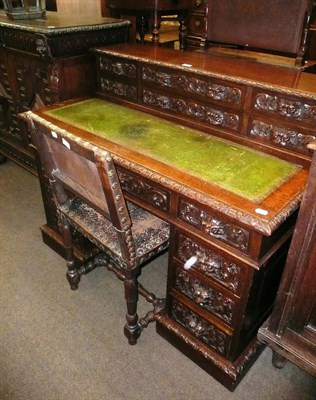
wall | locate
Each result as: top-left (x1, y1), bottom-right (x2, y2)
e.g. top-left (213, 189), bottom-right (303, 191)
top-left (56, 0), bottom-right (102, 16)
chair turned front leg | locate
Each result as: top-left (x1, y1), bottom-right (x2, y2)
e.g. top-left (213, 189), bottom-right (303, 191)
top-left (123, 277), bottom-right (141, 345)
top-left (60, 214), bottom-right (81, 290)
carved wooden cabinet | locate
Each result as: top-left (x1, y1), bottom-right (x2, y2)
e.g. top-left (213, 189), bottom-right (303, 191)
top-left (0, 11), bottom-right (129, 172)
top-left (258, 143), bottom-right (316, 377)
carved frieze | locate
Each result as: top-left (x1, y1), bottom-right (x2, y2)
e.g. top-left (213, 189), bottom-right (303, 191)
top-left (2, 29), bottom-right (128, 60)
top-left (177, 235), bottom-right (241, 293)
top-left (118, 170), bottom-right (169, 211)
top-left (254, 93), bottom-right (316, 125)
top-left (174, 268), bottom-right (234, 324)
top-left (99, 57), bottom-right (137, 78)
top-left (250, 120), bottom-right (316, 152)
top-left (179, 200), bottom-right (250, 251)
top-left (171, 300), bottom-right (228, 355)
top-left (143, 89), bottom-right (240, 130)
top-left (100, 78), bottom-right (137, 100)
top-left (3, 30), bottom-right (37, 55)
top-left (142, 67), bottom-right (242, 105)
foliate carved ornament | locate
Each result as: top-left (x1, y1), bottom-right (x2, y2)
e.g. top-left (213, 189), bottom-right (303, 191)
top-left (143, 89), bottom-right (239, 130)
top-left (255, 93), bottom-right (316, 125)
top-left (250, 120), bottom-right (316, 152)
top-left (177, 235), bottom-right (241, 293)
top-left (100, 78), bottom-right (137, 100)
top-left (175, 269), bottom-right (234, 324)
top-left (35, 34), bottom-right (53, 60)
top-left (142, 67), bottom-right (242, 105)
top-left (100, 57), bottom-right (137, 78)
top-left (118, 171), bottom-right (169, 211)
top-left (179, 201), bottom-right (249, 252)
top-left (171, 301), bottom-right (227, 355)
top-left (156, 312), bottom-right (264, 378)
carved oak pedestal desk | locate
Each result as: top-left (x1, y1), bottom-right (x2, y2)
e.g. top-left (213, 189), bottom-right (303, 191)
top-left (26, 44), bottom-right (316, 390)
top-left (0, 11), bottom-right (129, 172)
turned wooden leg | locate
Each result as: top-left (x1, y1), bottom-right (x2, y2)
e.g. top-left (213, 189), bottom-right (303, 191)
top-left (123, 275), bottom-right (141, 345)
top-left (60, 214), bottom-right (81, 290)
top-left (272, 350), bottom-right (287, 369)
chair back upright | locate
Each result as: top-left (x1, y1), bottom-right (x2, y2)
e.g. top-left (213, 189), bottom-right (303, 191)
top-left (26, 114), bottom-right (135, 264)
top-left (206, 0), bottom-right (314, 67)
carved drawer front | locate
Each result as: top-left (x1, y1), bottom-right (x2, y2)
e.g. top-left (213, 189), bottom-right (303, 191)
top-left (174, 232), bottom-right (245, 297)
top-left (169, 298), bottom-right (231, 357)
top-left (172, 265), bottom-right (238, 328)
top-left (97, 56), bottom-right (138, 101)
top-left (178, 198), bottom-right (251, 254)
top-left (252, 89), bottom-right (316, 129)
top-left (248, 118), bottom-right (316, 156)
top-left (99, 77), bottom-right (137, 101)
top-left (142, 88), bottom-right (241, 133)
top-left (98, 56), bottom-right (137, 79)
top-left (142, 65), bottom-right (245, 110)
top-left (117, 167), bottom-right (171, 215)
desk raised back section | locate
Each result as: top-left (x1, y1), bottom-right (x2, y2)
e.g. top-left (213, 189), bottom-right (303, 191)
top-left (92, 43), bottom-right (316, 168)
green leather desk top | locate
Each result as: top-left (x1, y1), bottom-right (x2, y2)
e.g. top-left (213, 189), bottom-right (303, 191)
top-left (45, 98), bottom-right (299, 204)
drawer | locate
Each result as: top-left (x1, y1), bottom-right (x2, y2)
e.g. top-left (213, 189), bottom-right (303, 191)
top-left (142, 88), bottom-right (241, 132)
top-left (97, 55), bottom-right (137, 79)
top-left (169, 297), bottom-right (231, 357)
top-left (178, 198), bottom-right (251, 254)
top-left (117, 167), bottom-right (171, 216)
top-left (172, 264), bottom-right (238, 327)
top-left (252, 89), bottom-right (316, 129)
top-left (174, 231), bottom-right (246, 297)
top-left (142, 65), bottom-right (245, 110)
top-left (248, 117), bottom-right (316, 157)
top-left (98, 77), bottom-right (137, 101)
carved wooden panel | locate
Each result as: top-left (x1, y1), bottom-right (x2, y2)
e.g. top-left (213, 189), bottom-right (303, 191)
top-left (118, 168), bottom-right (170, 213)
top-left (100, 78), bottom-right (137, 100)
top-left (253, 91), bottom-right (316, 127)
top-left (142, 66), bottom-right (243, 107)
top-left (249, 119), bottom-right (316, 155)
top-left (176, 233), bottom-right (243, 295)
top-left (143, 89), bottom-right (240, 131)
top-left (174, 267), bottom-right (235, 325)
top-left (170, 299), bottom-right (230, 356)
top-left (179, 199), bottom-right (250, 252)
top-left (99, 56), bottom-right (137, 78)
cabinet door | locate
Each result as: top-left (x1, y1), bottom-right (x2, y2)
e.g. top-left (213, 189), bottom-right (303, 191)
top-left (287, 229), bottom-right (316, 343)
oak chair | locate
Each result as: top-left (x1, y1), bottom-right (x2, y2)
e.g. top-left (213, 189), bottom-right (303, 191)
top-left (25, 113), bottom-right (170, 345)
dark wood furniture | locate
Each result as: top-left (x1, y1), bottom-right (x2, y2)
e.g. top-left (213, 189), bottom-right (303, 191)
top-left (186, 0), bottom-right (314, 70)
top-left (0, 11), bottom-right (129, 172)
top-left (25, 43), bottom-right (316, 390)
top-left (104, 0), bottom-right (192, 50)
top-left (258, 140), bottom-right (316, 377)
top-left (24, 111), bottom-right (169, 345)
